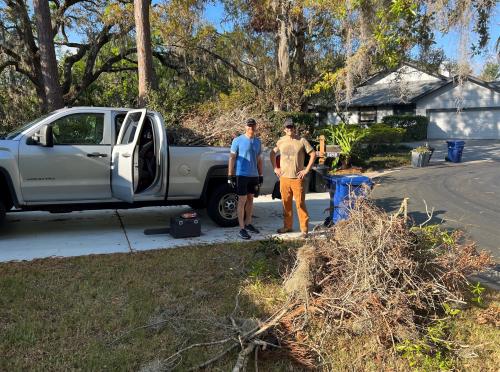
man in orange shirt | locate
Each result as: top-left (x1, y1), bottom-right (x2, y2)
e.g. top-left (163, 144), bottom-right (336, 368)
top-left (270, 118), bottom-right (316, 238)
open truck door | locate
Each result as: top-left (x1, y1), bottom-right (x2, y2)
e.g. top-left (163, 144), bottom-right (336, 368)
top-left (111, 109), bottom-right (147, 202)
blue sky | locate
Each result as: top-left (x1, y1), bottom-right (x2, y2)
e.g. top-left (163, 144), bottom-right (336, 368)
top-left (203, 1), bottom-right (500, 74)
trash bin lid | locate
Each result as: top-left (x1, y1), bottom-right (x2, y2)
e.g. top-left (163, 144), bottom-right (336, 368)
top-left (338, 174), bottom-right (373, 186)
top-left (324, 174), bottom-right (344, 183)
top-left (446, 140), bottom-right (465, 146)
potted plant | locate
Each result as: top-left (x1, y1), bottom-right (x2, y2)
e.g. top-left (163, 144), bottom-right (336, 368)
top-left (411, 144), bottom-right (434, 167)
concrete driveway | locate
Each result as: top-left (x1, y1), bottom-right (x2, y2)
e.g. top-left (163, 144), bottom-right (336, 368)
top-left (1, 140), bottom-right (498, 264)
top-left (404, 139), bottom-right (500, 162)
top-left (0, 193), bottom-right (332, 262)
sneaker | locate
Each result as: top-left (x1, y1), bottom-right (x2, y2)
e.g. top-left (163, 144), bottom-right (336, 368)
top-left (239, 229), bottom-right (251, 240)
top-left (276, 227), bottom-right (293, 234)
top-left (245, 224), bottom-right (260, 234)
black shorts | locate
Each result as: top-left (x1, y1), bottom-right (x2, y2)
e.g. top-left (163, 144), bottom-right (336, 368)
top-left (236, 176), bottom-right (260, 196)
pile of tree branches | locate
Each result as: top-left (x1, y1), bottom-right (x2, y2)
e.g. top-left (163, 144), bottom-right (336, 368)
top-left (160, 200), bottom-right (493, 370)
top-left (280, 201), bottom-right (493, 366)
top-left (170, 106), bottom-right (277, 147)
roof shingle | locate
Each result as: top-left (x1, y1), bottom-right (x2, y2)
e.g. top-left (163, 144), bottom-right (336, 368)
top-left (345, 80), bottom-right (449, 107)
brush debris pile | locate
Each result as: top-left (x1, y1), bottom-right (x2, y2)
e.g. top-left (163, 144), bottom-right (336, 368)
top-left (279, 200), bottom-right (493, 366)
top-left (171, 106), bottom-right (276, 147)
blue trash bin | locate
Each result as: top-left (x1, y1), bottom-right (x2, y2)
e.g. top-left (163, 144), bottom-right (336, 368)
top-left (446, 140), bottom-right (465, 163)
top-left (324, 174), bottom-right (373, 224)
top-left (324, 175), bottom-right (343, 225)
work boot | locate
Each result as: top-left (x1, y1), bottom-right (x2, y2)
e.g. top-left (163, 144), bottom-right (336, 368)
top-left (276, 227), bottom-right (293, 234)
top-left (245, 224), bottom-right (260, 234)
top-left (301, 232), bottom-right (309, 239)
top-left (239, 229), bottom-right (251, 240)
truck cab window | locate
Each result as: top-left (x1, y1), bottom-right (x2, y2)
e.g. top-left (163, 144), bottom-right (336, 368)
top-left (51, 113), bottom-right (105, 145)
top-left (118, 112), bottom-right (143, 145)
top-left (114, 113), bottom-right (126, 144)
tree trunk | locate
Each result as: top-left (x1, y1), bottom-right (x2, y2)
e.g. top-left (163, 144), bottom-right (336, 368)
top-left (271, 0), bottom-right (294, 111)
top-left (134, 0), bottom-right (156, 107)
top-left (34, 72), bottom-right (49, 112)
top-left (293, 11), bottom-right (307, 80)
top-left (33, 0), bottom-right (64, 111)
top-left (276, 0), bottom-right (291, 82)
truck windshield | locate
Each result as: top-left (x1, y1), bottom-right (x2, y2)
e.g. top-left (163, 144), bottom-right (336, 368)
top-left (3, 113), bottom-right (53, 140)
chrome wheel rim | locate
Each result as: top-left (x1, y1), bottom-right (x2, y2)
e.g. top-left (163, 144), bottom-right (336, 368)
top-left (219, 193), bottom-right (238, 220)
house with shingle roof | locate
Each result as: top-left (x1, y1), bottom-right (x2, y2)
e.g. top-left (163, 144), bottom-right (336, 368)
top-left (323, 63), bottom-right (500, 139)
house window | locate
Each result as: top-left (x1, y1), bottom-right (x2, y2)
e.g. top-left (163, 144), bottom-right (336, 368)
top-left (358, 107), bottom-right (377, 124)
top-left (393, 105), bottom-right (416, 116)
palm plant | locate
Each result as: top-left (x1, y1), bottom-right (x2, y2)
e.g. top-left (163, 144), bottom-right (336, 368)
top-left (321, 123), bottom-right (365, 168)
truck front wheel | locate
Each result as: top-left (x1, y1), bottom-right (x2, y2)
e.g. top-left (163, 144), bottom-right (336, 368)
top-left (207, 183), bottom-right (239, 227)
top-left (0, 200), bottom-right (6, 227)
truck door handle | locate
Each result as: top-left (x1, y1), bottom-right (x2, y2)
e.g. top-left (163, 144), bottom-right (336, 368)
top-left (87, 152), bottom-right (108, 158)
top-left (122, 153), bottom-right (131, 158)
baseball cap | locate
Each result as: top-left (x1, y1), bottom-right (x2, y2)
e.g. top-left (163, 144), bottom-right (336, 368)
top-left (246, 118), bottom-right (257, 126)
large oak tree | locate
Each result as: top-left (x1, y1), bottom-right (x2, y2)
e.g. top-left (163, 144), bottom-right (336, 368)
top-left (134, 0), bottom-right (156, 106)
top-left (33, 0), bottom-right (64, 110)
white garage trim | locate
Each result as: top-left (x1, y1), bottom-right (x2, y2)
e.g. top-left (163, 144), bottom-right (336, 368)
top-left (427, 108), bottom-right (500, 140)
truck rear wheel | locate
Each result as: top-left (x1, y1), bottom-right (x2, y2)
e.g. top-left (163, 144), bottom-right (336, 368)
top-left (207, 183), bottom-right (239, 227)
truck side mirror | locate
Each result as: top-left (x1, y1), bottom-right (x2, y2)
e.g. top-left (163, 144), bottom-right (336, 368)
top-left (32, 125), bottom-right (54, 147)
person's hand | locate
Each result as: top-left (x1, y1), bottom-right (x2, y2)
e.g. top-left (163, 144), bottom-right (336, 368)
top-left (228, 175), bottom-right (236, 188)
top-left (259, 175), bottom-right (263, 185)
top-left (274, 168), bottom-right (282, 178)
top-left (297, 169), bottom-right (309, 179)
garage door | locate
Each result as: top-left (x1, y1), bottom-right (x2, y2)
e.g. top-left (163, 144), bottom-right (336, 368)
top-left (427, 108), bottom-right (500, 139)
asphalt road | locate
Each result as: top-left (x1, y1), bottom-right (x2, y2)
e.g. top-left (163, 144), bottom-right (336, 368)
top-left (371, 160), bottom-right (500, 260)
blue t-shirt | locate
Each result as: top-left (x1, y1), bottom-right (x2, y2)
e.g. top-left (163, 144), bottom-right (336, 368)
top-left (230, 134), bottom-right (262, 177)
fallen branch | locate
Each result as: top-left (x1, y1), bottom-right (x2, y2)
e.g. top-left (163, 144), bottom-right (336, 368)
top-left (163, 338), bottom-right (234, 366)
top-left (419, 199), bottom-right (435, 227)
top-left (187, 343), bottom-right (239, 371)
top-left (232, 343), bottom-right (255, 372)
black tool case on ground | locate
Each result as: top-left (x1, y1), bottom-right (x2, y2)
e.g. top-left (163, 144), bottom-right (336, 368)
top-left (170, 216), bottom-right (201, 238)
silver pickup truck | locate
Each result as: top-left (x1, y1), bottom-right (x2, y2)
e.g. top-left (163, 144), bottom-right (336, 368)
top-left (0, 107), bottom-right (276, 227)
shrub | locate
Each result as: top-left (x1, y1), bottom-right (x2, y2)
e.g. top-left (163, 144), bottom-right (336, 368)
top-left (0, 87), bottom-right (42, 137)
top-left (267, 111), bottom-right (317, 142)
top-left (362, 123), bottom-right (406, 144)
top-left (382, 115), bottom-right (429, 141)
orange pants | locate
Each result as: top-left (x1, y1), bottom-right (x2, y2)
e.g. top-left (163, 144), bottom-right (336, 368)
top-left (280, 177), bottom-right (309, 233)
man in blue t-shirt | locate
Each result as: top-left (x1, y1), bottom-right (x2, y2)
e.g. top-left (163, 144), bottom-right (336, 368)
top-left (228, 118), bottom-right (263, 240)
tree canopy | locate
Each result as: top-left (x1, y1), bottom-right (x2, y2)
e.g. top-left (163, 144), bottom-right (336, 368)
top-left (0, 0), bottom-right (497, 132)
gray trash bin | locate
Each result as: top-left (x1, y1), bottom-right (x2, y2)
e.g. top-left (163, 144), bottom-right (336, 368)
top-left (311, 164), bottom-right (329, 192)
top-left (411, 151), bottom-right (431, 167)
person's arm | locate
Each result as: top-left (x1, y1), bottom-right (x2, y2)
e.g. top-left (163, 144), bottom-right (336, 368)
top-left (257, 155), bottom-right (263, 182)
top-left (228, 153), bottom-right (236, 176)
top-left (270, 144), bottom-right (282, 177)
top-left (297, 139), bottom-right (316, 179)
top-left (256, 141), bottom-right (263, 183)
top-left (228, 139), bottom-right (238, 188)
top-left (228, 137), bottom-right (238, 176)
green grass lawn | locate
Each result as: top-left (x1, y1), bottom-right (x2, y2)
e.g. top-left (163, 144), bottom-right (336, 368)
top-left (0, 241), bottom-right (295, 371)
top-left (360, 146), bottom-right (412, 171)
top-left (1, 241), bottom-right (498, 371)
